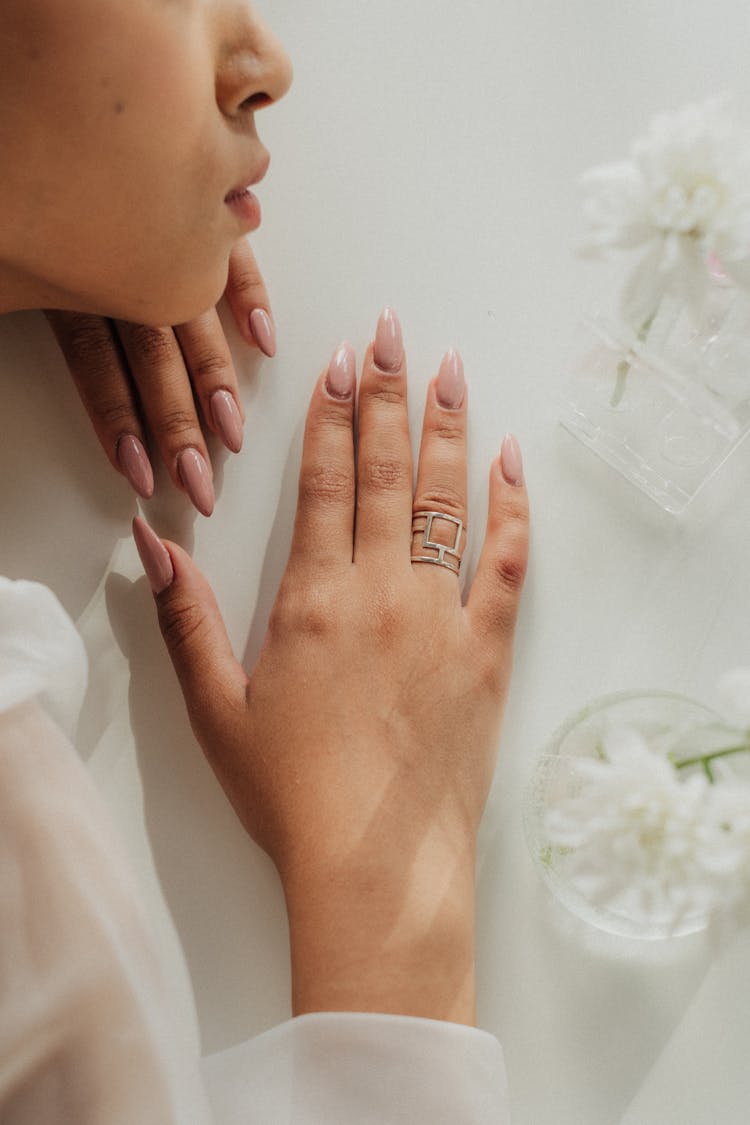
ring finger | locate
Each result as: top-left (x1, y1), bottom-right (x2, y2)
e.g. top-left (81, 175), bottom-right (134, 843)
top-left (116, 321), bottom-right (215, 517)
top-left (411, 349), bottom-right (468, 589)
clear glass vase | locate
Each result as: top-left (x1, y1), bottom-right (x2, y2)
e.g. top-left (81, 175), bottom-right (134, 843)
top-left (559, 272), bottom-right (750, 513)
top-left (523, 691), bottom-right (744, 939)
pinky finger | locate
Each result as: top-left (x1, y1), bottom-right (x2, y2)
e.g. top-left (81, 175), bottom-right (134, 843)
top-left (466, 434), bottom-right (529, 644)
top-left (46, 310), bottom-right (154, 499)
top-left (224, 238), bottom-right (276, 357)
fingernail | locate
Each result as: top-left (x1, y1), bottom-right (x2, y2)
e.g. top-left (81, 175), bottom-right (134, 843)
top-left (249, 308), bottom-right (276, 357)
top-left (177, 448), bottom-right (215, 517)
top-left (210, 389), bottom-right (244, 453)
top-left (436, 348), bottom-right (465, 409)
top-left (325, 341), bottom-right (355, 399)
top-left (132, 517), bottom-right (173, 594)
top-left (373, 307), bottom-right (403, 372)
top-left (117, 434), bottom-right (154, 499)
top-left (501, 433), bottom-right (524, 487)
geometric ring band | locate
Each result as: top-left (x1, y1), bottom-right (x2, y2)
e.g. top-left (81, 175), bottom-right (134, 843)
top-left (410, 511), bottom-right (465, 576)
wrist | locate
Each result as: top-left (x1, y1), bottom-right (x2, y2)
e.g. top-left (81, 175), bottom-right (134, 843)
top-left (281, 829), bottom-right (477, 1026)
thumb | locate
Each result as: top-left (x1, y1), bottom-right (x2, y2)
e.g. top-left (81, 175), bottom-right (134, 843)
top-left (132, 517), bottom-right (247, 724)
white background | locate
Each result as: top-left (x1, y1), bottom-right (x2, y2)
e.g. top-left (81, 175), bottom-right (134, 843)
top-left (3, 1), bottom-right (750, 1121)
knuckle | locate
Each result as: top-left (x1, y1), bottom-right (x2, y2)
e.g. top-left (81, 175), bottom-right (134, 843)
top-left (367, 385), bottom-right (406, 409)
top-left (475, 648), bottom-right (509, 697)
top-left (189, 351), bottom-right (231, 385)
top-left (158, 407), bottom-right (199, 441)
top-left (127, 324), bottom-right (176, 365)
top-left (100, 400), bottom-right (138, 432)
top-left (54, 313), bottom-right (114, 369)
top-left (299, 464), bottom-right (354, 506)
top-left (270, 583), bottom-right (335, 640)
top-left (158, 598), bottom-right (209, 655)
top-left (229, 264), bottom-right (265, 302)
top-left (431, 416), bottom-right (465, 445)
top-left (415, 486), bottom-right (465, 519)
top-left (492, 548), bottom-right (527, 595)
top-left (493, 490), bottom-right (530, 533)
top-left (361, 457), bottom-right (408, 494)
top-left (307, 407), bottom-right (354, 438)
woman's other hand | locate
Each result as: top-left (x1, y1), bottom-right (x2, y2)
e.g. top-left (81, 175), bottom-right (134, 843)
top-left (45, 239), bottom-right (275, 517)
top-left (134, 309), bottom-right (529, 1025)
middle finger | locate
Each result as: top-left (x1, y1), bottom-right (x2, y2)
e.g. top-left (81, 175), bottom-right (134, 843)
top-left (116, 321), bottom-right (215, 517)
top-left (353, 308), bottom-right (413, 567)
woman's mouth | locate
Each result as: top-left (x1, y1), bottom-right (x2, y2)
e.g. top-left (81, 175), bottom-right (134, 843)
top-left (224, 185), bottom-right (262, 230)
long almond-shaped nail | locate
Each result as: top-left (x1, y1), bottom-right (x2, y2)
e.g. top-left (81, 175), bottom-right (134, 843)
top-left (501, 433), bottom-right (524, 487)
top-left (177, 448), bottom-right (215, 517)
top-left (211, 389), bottom-right (243, 453)
top-left (133, 516), bottom-right (174, 594)
top-left (117, 434), bottom-right (154, 499)
top-left (373, 307), bottom-right (403, 372)
top-left (249, 308), bottom-right (276, 357)
top-left (326, 342), bottom-right (356, 399)
top-left (436, 349), bottom-right (465, 410)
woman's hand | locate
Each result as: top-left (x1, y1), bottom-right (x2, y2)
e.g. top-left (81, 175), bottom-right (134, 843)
top-left (45, 239), bottom-right (276, 517)
top-left (133, 309), bottom-right (529, 1025)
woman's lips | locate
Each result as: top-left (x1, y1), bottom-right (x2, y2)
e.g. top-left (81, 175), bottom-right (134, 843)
top-left (225, 151), bottom-right (269, 231)
top-left (224, 186), bottom-right (262, 230)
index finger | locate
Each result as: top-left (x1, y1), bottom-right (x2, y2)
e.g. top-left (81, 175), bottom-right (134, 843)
top-left (353, 309), bottom-right (413, 568)
top-left (224, 237), bottom-right (276, 357)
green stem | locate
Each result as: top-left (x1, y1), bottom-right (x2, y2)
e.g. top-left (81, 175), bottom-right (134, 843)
top-left (609, 307), bottom-right (659, 408)
top-left (671, 742), bottom-right (750, 782)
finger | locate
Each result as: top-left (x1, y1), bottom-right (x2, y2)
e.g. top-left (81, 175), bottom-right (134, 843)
top-left (288, 342), bottom-right (357, 571)
top-left (116, 321), bottom-right (215, 517)
top-left (411, 349), bottom-right (468, 591)
top-left (174, 309), bottom-right (245, 454)
top-left (353, 308), bottom-right (413, 566)
top-left (132, 517), bottom-right (246, 736)
top-left (46, 311), bottom-right (154, 499)
top-left (225, 237), bottom-right (276, 357)
top-left (466, 435), bottom-right (529, 646)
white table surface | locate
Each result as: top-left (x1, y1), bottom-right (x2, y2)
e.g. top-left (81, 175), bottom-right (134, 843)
top-left (3, 2), bottom-right (750, 1122)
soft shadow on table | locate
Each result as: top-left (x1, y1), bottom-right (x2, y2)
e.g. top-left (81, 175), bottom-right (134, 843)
top-left (0, 311), bottom-right (134, 618)
top-left (104, 566), bottom-right (291, 1054)
top-left (477, 809), bottom-right (713, 1125)
top-left (241, 414), bottom-right (304, 672)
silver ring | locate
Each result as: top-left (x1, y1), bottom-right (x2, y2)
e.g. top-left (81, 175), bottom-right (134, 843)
top-left (411, 511), bottom-right (465, 576)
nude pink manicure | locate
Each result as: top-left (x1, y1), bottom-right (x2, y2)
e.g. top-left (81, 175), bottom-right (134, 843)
top-left (177, 448), bottom-right (215, 517)
top-left (373, 307), bottom-right (403, 372)
top-left (249, 308), bottom-right (276, 357)
top-left (117, 434), bottom-right (154, 499)
top-left (326, 342), bottom-right (355, 399)
top-left (501, 433), bottom-right (524, 487)
top-left (211, 389), bottom-right (243, 453)
top-left (436, 349), bottom-right (465, 410)
top-left (133, 517), bottom-right (174, 594)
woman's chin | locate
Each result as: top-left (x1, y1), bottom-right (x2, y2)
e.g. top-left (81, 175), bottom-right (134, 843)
top-left (127, 269), bottom-right (229, 329)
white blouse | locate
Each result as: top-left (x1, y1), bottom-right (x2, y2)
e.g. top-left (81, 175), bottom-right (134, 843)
top-left (0, 576), bottom-right (511, 1124)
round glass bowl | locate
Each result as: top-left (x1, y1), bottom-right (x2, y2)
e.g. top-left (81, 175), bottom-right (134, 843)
top-left (523, 691), bottom-right (731, 939)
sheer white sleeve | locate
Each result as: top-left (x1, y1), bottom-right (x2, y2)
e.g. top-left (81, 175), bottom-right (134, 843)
top-left (0, 577), bottom-right (87, 736)
top-left (0, 577), bottom-right (511, 1124)
top-left (0, 579), bottom-right (212, 1123)
top-left (202, 1011), bottom-right (510, 1124)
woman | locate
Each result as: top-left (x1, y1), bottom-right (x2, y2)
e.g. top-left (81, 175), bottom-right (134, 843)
top-left (0, 1), bottom-right (529, 1121)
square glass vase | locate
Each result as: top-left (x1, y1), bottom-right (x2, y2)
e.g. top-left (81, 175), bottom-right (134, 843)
top-left (559, 278), bottom-right (750, 513)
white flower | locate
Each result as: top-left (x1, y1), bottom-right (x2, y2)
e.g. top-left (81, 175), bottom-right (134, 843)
top-left (543, 726), bottom-right (750, 930)
top-left (716, 666), bottom-right (750, 728)
top-left (580, 97), bottom-right (750, 325)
